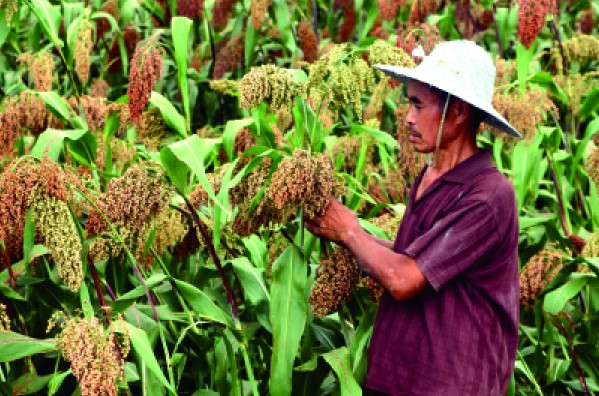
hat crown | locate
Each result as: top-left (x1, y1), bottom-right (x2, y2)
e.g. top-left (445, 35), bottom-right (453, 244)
top-left (419, 40), bottom-right (495, 105)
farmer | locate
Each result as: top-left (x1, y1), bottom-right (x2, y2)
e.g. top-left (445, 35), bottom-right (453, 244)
top-left (305, 40), bottom-right (522, 395)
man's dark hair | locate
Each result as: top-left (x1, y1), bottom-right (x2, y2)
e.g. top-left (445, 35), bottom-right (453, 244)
top-left (428, 85), bottom-right (485, 136)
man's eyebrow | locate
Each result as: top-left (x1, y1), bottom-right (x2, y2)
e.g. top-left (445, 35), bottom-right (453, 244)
top-left (407, 94), bottom-right (422, 104)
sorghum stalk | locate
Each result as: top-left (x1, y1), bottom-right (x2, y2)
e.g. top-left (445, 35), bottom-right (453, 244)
top-left (183, 195), bottom-right (239, 324)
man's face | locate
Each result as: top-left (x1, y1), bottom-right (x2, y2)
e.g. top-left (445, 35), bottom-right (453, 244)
top-left (404, 81), bottom-right (445, 153)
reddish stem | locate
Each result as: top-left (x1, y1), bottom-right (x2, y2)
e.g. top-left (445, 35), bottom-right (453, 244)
top-left (88, 254), bottom-right (111, 325)
top-left (1, 245), bottom-right (17, 291)
top-left (183, 196), bottom-right (239, 323)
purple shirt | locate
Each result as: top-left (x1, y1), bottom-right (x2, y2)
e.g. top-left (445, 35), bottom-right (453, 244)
top-left (364, 150), bottom-right (519, 396)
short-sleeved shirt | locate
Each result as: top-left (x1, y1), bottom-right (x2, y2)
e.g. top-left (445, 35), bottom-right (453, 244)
top-left (364, 149), bottom-right (520, 396)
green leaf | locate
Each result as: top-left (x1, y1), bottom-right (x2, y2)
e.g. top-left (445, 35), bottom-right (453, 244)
top-left (11, 372), bottom-right (53, 395)
top-left (543, 274), bottom-right (593, 314)
top-left (160, 147), bottom-right (190, 193)
top-left (30, 129), bottom-right (88, 161)
top-left (48, 370), bottom-right (71, 395)
top-left (172, 279), bottom-right (234, 327)
top-left (150, 91), bottom-right (187, 138)
top-left (0, 282), bottom-right (25, 301)
top-left (27, 0), bottom-right (63, 48)
top-left (579, 87), bottom-right (599, 120)
top-left (37, 92), bottom-right (73, 122)
top-left (0, 332), bottom-right (55, 362)
top-left (171, 17), bottom-right (193, 132)
top-left (269, 245), bottom-right (308, 396)
top-left (112, 274), bottom-right (168, 312)
top-left (230, 257), bottom-right (270, 331)
top-left (126, 323), bottom-right (176, 394)
top-left (351, 124), bottom-right (397, 149)
top-left (222, 118), bottom-right (254, 161)
top-left (322, 347), bottom-right (362, 395)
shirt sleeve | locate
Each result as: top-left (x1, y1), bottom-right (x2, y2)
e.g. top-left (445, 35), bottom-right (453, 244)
top-left (403, 199), bottom-right (500, 290)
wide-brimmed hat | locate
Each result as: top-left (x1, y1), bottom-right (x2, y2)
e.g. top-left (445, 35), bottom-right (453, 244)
top-left (374, 40), bottom-right (521, 138)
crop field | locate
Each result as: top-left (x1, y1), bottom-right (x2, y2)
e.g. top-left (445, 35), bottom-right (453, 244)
top-left (0, 0), bottom-right (598, 395)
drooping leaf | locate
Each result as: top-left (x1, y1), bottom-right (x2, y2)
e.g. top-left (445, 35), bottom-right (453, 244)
top-left (30, 129), bottom-right (88, 161)
top-left (322, 347), bottom-right (362, 396)
top-left (150, 91), bottom-right (187, 138)
top-left (172, 279), bottom-right (234, 327)
top-left (543, 274), bottom-right (595, 314)
top-left (0, 332), bottom-right (55, 362)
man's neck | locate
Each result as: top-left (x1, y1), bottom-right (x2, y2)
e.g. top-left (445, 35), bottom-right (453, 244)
top-left (429, 134), bottom-right (478, 175)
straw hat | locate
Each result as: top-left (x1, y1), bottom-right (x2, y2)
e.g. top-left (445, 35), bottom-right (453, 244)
top-left (375, 40), bottom-right (521, 138)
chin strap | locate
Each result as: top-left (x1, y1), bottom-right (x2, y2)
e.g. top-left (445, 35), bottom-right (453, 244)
top-left (428, 93), bottom-right (451, 167)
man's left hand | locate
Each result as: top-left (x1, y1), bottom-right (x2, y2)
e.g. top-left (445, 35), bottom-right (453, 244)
top-left (304, 196), bottom-right (361, 246)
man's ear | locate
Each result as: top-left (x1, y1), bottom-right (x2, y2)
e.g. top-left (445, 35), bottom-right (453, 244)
top-left (452, 100), bottom-right (470, 125)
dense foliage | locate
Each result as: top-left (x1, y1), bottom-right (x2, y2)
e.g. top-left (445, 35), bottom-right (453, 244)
top-left (0, 0), bottom-right (598, 395)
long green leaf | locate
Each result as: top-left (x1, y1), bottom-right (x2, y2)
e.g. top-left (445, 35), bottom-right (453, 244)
top-left (172, 279), bottom-right (234, 327)
top-left (269, 245), bottom-right (308, 396)
top-left (543, 274), bottom-right (594, 314)
top-left (126, 323), bottom-right (176, 394)
top-left (0, 332), bottom-right (55, 362)
top-left (171, 16), bottom-right (192, 132)
top-left (150, 91), bottom-right (187, 137)
top-left (27, 0), bottom-right (63, 48)
top-left (30, 129), bottom-right (88, 161)
top-left (322, 347), bottom-right (362, 396)
top-left (230, 257), bottom-right (270, 331)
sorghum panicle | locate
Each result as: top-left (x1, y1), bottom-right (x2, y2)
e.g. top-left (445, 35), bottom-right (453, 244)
top-left (30, 190), bottom-right (84, 291)
top-left (409, 0), bottom-right (446, 25)
top-left (213, 34), bottom-right (245, 79)
top-left (75, 20), bottom-right (93, 84)
top-left (298, 20), bottom-right (318, 63)
top-left (581, 232), bottom-right (599, 259)
top-left (519, 246), bottom-right (565, 310)
top-left (492, 88), bottom-right (558, 141)
top-left (211, 0), bottom-right (236, 28)
top-left (309, 247), bottom-right (361, 317)
top-left (0, 0), bottom-right (18, 23)
top-left (0, 304), bottom-right (10, 332)
top-left (238, 64), bottom-right (305, 111)
top-left (209, 79), bottom-right (239, 96)
top-left (331, 134), bottom-right (375, 174)
top-left (585, 147), bottom-right (599, 187)
top-left (177, 0), bottom-right (203, 19)
top-left (268, 149), bottom-right (344, 218)
top-left (517, 0), bottom-right (552, 49)
top-left (107, 27), bottom-right (140, 74)
top-left (577, 8), bottom-right (594, 34)
top-left (52, 315), bottom-right (130, 396)
top-left (396, 23), bottom-right (442, 63)
top-left (137, 108), bottom-right (170, 151)
top-left (250, 0), bottom-right (272, 28)
top-left (337, 1), bottom-right (356, 42)
top-left (18, 51), bottom-right (54, 92)
top-left (90, 78), bottom-right (110, 97)
top-left (68, 96), bottom-right (109, 133)
top-left (127, 40), bottom-right (164, 124)
top-left (550, 34), bottom-right (599, 74)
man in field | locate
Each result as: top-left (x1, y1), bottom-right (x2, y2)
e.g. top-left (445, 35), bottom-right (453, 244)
top-left (305, 40), bottom-right (521, 395)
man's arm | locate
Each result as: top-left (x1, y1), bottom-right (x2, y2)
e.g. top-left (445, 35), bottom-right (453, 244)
top-left (305, 197), bottom-right (428, 300)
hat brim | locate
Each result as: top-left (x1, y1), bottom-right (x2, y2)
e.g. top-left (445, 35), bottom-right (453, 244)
top-left (374, 64), bottom-right (522, 138)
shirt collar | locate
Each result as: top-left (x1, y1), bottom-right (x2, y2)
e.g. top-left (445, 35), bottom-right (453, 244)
top-left (441, 149), bottom-right (496, 184)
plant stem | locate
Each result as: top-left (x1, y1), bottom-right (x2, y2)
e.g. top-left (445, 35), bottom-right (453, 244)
top-left (547, 155), bottom-right (569, 236)
top-left (1, 245), bottom-right (17, 291)
top-left (240, 342), bottom-right (259, 396)
top-left (182, 195), bottom-right (239, 324)
top-left (549, 19), bottom-right (568, 76)
top-left (491, 4), bottom-right (504, 58)
top-left (88, 254), bottom-right (111, 325)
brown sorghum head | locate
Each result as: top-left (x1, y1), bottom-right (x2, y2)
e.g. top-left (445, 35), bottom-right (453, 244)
top-left (250, 0), bottom-right (272, 28)
top-left (152, 209), bottom-right (189, 257)
top-left (585, 147), bottom-right (599, 187)
top-left (86, 161), bottom-right (173, 237)
top-left (211, 0), bottom-right (236, 29)
top-left (68, 96), bottom-right (109, 133)
top-left (378, 0), bottom-right (400, 22)
top-left (396, 23), bottom-right (442, 63)
top-left (519, 245), bottom-right (565, 310)
top-left (177, 0), bottom-right (204, 19)
top-left (409, 0), bottom-right (445, 25)
top-left (298, 20), bottom-right (318, 63)
top-left (310, 246), bottom-right (361, 317)
top-left (268, 149), bottom-right (344, 218)
top-left (75, 19), bottom-right (93, 84)
top-left (90, 78), bottom-right (110, 97)
top-left (95, 0), bottom-right (120, 41)
top-left (363, 276), bottom-right (385, 303)
top-left (0, 157), bottom-right (79, 263)
top-left (238, 64), bottom-right (305, 111)
top-left (337, 1), bottom-right (356, 42)
top-left (52, 314), bottom-right (130, 396)
top-left (127, 39), bottom-right (164, 124)
top-left (18, 51), bottom-right (54, 92)
top-left (213, 34), bottom-right (245, 79)
top-left (491, 87), bottom-right (558, 141)
top-left (577, 8), bottom-right (595, 35)
top-left (517, 0), bottom-right (552, 49)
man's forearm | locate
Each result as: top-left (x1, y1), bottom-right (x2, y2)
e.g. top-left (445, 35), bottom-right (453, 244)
top-left (341, 227), bottom-right (428, 300)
